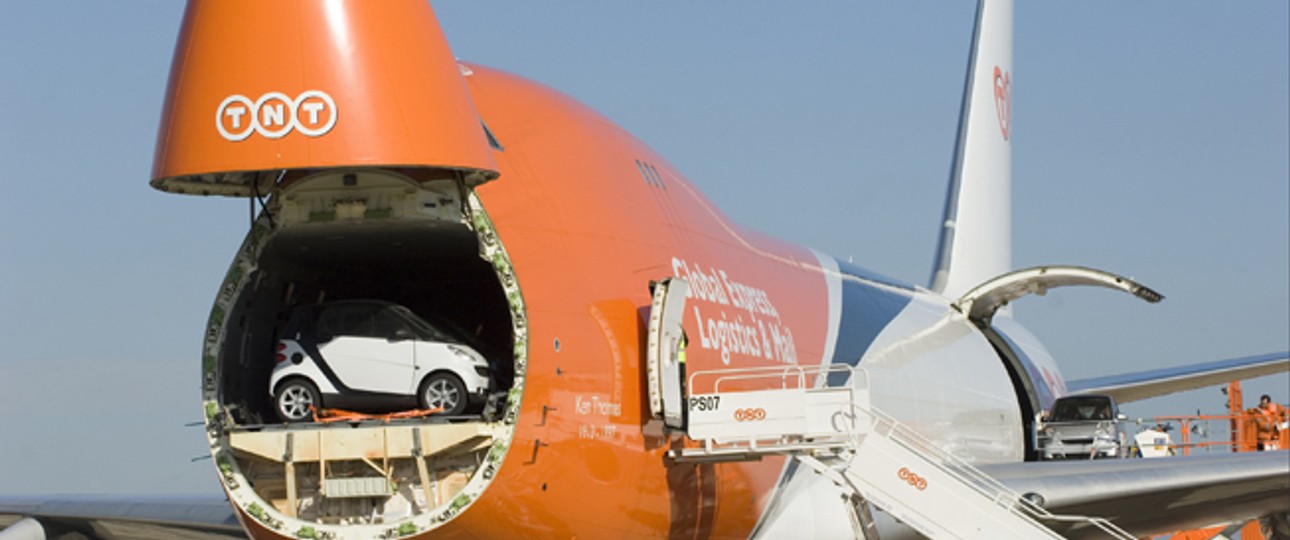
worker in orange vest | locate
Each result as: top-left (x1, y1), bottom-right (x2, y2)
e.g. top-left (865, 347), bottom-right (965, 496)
top-left (1254, 394), bottom-right (1285, 451)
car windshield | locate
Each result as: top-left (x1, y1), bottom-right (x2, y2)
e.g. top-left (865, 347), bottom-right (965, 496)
top-left (390, 305), bottom-right (460, 343)
top-left (1050, 397), bottom-right (1113, 422)
top-left (312, 302), bottom-right (461, 344)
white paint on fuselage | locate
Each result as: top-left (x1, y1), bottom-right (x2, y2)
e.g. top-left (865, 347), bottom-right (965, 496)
top-left (992, 315), bottom-right (1066, 402)
top-left (753, 289), bottom-right (1025, 539)
top-left (860, 290), bottom-right (1024, 464)
top-left (810, 250), bottom-right (845, 387)
top-left (751, 462), bottom-right (855, 539)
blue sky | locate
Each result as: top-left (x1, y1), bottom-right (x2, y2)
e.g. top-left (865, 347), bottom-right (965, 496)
top-left (0, 2), bottom-right (1285, 495)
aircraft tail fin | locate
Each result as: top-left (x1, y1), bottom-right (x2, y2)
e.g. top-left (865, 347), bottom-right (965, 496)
top-left (929, 0), bottom-right (1014, 299)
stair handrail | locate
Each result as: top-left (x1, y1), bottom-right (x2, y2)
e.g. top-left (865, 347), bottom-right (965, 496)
top-left (689, 364), bottom-right (858, 394)
top-left (843, 401), bottom-right (1135, 539)
top-left (681, 364), bottom-right (1134, 538)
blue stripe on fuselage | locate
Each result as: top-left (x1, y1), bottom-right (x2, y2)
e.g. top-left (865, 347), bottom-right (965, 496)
top-left (824, 259), bottom-right (915, 385)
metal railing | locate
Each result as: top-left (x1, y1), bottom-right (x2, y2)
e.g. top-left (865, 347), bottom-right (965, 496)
top-left (689, 363), bottom-right (862, 393)
top-left (843, 401), bottom-right (1135, 539)
top-left (680, 364), bottom-right (1136, 538)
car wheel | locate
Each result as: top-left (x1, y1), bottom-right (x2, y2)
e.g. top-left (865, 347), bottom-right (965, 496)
top-left (275, 379), bottom-right (321, 422)
top-left (420, 373), bottom-right (467, 415)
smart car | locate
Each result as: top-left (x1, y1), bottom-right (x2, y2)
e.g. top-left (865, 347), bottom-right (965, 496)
top-left (1038, 395), bottom-right (1127, 459)
top-left (269, 300), bottom-right (493, 422)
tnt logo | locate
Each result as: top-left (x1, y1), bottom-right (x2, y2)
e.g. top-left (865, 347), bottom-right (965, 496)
top-left (993, 66), bottom-right (1011, 141)
top-left (216, 90), bottom-right (337, 142)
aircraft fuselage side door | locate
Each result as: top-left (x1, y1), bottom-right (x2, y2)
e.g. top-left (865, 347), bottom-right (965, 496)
top-left (647, 278), bottom-right (690, 430)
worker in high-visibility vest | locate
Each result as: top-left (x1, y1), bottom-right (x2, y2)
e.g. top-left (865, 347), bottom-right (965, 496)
top-left (677, 331), bottom-right (688, 427)
top-left (1255, 394), bottom-right (1285, 451)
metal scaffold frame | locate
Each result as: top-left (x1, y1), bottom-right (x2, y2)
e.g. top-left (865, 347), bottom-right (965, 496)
top-left (671, 365), bottom-right (1134, 540)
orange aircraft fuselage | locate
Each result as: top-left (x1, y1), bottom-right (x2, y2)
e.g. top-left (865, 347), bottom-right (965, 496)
top-left (152, 2), bottom-right (1043, 538)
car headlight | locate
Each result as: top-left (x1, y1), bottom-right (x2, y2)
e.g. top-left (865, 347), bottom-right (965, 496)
top-left (448, 345), bottom-right (486, 365)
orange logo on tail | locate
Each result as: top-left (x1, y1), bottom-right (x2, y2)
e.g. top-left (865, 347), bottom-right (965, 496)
top-left (993, 66), bottom-right (1011, 141)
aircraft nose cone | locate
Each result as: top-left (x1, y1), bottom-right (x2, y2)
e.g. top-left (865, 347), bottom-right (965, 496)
top-left (151, 0), bottom-right (499, 196)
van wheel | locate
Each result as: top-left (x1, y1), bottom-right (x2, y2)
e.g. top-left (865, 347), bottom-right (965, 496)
top-left (420, 373), bottom-right (467, 415)
top-left (275, 379), bottom-right (321, 422)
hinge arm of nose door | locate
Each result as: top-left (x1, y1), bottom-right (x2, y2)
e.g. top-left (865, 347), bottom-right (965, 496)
top-left (952, 265), bottom-right (1164, 326)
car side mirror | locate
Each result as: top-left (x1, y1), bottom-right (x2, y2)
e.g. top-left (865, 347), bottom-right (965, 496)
top-left (1116, 413), bottom-right (1127, 421)
top-left (389, 328), bottom-right (414, 342)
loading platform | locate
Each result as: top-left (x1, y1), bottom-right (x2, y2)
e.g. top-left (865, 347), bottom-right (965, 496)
top-left (671, 366), bottom-right (1134, 539)
top-left (227, 422), bottom-right (496, 521)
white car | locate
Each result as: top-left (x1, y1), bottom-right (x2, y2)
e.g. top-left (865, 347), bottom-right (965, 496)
top-left (269, 300), bottom-right (493, 422)
top-left (1038, 395), bottom-right (1127, 460)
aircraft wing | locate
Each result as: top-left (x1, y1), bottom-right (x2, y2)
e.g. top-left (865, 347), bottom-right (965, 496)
top-left (980, 451), bottom-right (1290, 539)
top-left (1065, 351), bottom-right (1290, 403)
top-left (0, 494), bottom-right (242, 539)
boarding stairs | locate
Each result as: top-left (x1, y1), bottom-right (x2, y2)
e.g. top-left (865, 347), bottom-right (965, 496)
top-left (671, 366), bottom-right (1133, 539)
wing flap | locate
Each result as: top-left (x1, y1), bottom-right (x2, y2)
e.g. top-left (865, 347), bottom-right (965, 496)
top-left (0, 495), bottom-right (241, 539)
top-left (1067, 351), bottom-right (1289, 403)
top-left (981, 451), bottom-right (1290, 538)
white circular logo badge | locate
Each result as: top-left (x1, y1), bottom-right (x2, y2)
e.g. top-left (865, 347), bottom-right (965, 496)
top-left (216, 90), bottom-right (337, 142)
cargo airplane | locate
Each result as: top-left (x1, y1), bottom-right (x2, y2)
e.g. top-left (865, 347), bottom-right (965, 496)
top-left (2, 1), bottom-right (1287, 539)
